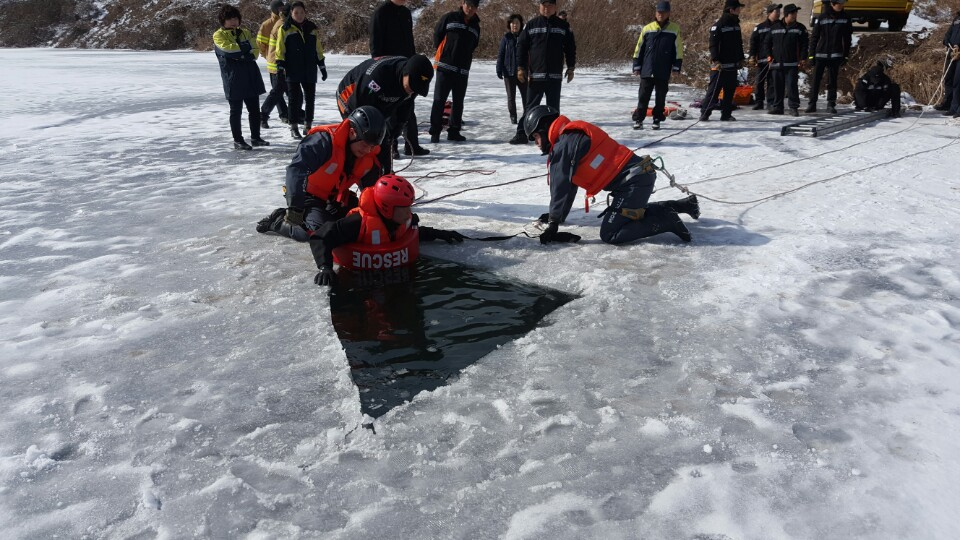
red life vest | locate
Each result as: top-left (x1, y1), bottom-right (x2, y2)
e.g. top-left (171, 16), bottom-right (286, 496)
top-left (547, 116), bottom-right (636, 199)
top-left (304, 119), bottom-right (381, 204)
top-left (332, 190), bottom-right (420, 271)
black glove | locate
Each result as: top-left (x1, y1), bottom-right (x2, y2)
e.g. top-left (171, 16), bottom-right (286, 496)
top-left (320, 67), bottom-right (328, 81)
top-left (285, 207), bottom-right (305, 227)
top-left (540, 221), bottom-right (559, 244)
top-left (314, 266), bottom-right (337, 287)
top-left (325, 199), bottom-right (344, 218)
top-left (435, 229), bottom-right (466, 244)
top-left (238, 39), bottom-right (252, 54)
top-left (497, 72), bottom-right (504, 80)
top-left (554, 231), bottom-right (582, 243)
top-left (537, 212), bottom-right (550, 224)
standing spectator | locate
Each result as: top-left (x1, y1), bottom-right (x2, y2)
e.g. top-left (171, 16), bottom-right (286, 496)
top-left (257, 0), bottom-right (289, 129)
top-left (854, 58), bottom-right (901, 117)
top-left (337, 55), bottom-right (434, 174)
top-left (369, 0), bottom-right (429, 156)
top-left (748, 3), bottom-right (780, 111)
top-left (496, 14), bottom-right (526, 125)
top-left (508, 0), bottom-right (576, 145)
top-left (806, 0), bottom-right (852, 114)
top-left (429, 0), bottom-right (481, 143)
top-left (766, 3), bottom-right (808, 116)
top-left (935, 10), bottom-right (960, 112)
top-left (213, 4), bottom-right (269, 150)
top-left (276, 1), bottom-right (328, 140)
top-left (699, 0), bottom-right (745, 121)
top-left (631, 1), bottom-right (683, 131)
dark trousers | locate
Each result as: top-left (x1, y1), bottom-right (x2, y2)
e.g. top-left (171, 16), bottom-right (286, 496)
top-left (635, 77), bottom-right (669, 122)
top-left (700, 69), bottom-right (737, 119)
top-left (809, 59), bottom-right (842, 106)
top-left (754, 62), bottom-right (773, 106)
top-left (429, 70), bottom-right (469, 135)
top-left (950, 66), bottom-right (960, 114)
top-left (403, 109), bottom-right (421, 148)
top-left (516, 79), bottom-right (562, 135)
top-left (940, 55), bottom-right (958, 109)
top-left (272, 201), bottom-right (348, 242)
top-left (261, 72), bottom-right (289, 121)
top-left (287, 81), bottom-right (316, 124)
top-left (599, 168), bottom-right (688, 244)
top-left (228, 95), bottom-right (261, 141)
top-left (503, 75), bottom-right (526, 120)
top-left (854, 84), bottom-right (901, 115)
top-left (772, 66), bottom-right (800, 110)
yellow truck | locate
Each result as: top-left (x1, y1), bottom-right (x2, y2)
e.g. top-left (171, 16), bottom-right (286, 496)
top-left (811, 0), bottom-right (913, 31)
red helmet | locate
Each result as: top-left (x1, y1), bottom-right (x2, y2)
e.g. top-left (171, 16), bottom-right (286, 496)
top-left (372, 174), bottom-right (415, 219)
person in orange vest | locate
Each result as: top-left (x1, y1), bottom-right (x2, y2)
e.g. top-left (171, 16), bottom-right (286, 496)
top-left (523, 105), bottom-right (700, 245)
top-left (310, 175), bottom-right (466, 286)
top-left (256, 106), bottom-right (386, 241)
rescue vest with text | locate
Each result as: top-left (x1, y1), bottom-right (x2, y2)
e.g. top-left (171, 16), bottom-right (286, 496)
top-left (304, 119), bottom-right (380, 204)
top-left (547, 116), bottom-right (637, 198)
top-left (332, 190), bottom-right (420, 271)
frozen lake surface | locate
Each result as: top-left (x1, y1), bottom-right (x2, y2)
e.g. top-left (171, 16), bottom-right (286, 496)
top-left (1, 49), bottom-right (959, 539)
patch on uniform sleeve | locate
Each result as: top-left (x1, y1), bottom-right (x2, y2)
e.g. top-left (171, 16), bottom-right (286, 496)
top-left (367, 80), bottom-right (381, 92)
top-left (711, 25), bottom-right (717, 31)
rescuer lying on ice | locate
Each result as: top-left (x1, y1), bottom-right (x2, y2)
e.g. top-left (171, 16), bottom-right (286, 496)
top-left (256, 106), bottom-right (386, 241)
top-left (523, 105), bottom-right (700, 244)
top-left (310, 174), bottom-right (466, 287)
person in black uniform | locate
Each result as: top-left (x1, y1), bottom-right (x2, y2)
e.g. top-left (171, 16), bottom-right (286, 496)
top-left (369, 0), bottom-right (429, 156)
top-left (766, 3), bottom-right (808, 116)
top-left (806, 0), bottom-right (852, 114)
top-left (748, 3), bottom-right (780, 111)
top-left (936, 10), bottom-right (960, 114)
top-left (854, 58), bottom-right (901, 117)
top-left (699, 0), bottom-right (745, 121)
top-left (336, 55), bottom-right (434, 174)
top-left (429, 0), bottom-right (481, 143)
top-left (508, 0), bottom-right (576, 145)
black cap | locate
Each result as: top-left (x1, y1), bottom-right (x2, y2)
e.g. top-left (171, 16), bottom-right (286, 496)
top-left (464, 0), bottom-right (480, 6)
top-left (724, 0), bottom-right (745, 8)
top-left (540, 0), bottom-right (557, 4)
top-left (656, 1), bottom-right (671, 11)
top-left (403, 55), bottom-right (434, 97)
top-left (270, 0), bottom-right (284, 13)
top-left (783, 3), bottom-right (800, 13)
top-left (765, 3), bottom-right (783, 13)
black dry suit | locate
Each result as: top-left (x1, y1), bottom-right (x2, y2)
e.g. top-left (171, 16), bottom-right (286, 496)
top-left (546, 131), bottom-right (697, 244)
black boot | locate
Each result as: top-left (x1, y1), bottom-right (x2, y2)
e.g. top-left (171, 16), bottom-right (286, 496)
top-left (404, 142), bottom-right (431, 156)
top-left (665, 195), bottom-right (701, 220)
top-left (290, 124), bottom-right (302, 140)
top-left (234, 139), bottom-right (252, 150)
top-left (260, 118), bottom-right (270, 129)
top-left (256, 208), bottom-right (287, 233)
top-left (508, 132), bottom-right (528, 144)
top-left (251, 137), bottom-right (270, 147)
top-left (447, 130), bottom-right (466, 142)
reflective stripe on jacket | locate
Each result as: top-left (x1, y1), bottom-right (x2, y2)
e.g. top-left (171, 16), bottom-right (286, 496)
top-left (810, 9), bottom-right (852, 60)
top-left (547, 116), bottom-right (636, 198)
top-left (767, 21), bottom-right (809, 68)
top-left (304, 119), bottom-right (381, 202)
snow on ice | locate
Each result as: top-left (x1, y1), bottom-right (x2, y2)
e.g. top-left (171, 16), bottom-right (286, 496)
top-left (1, 49), bottom-right (960, 539)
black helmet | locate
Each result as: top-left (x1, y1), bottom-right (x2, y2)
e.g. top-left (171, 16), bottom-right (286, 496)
top-left (347, 106), bottom-right (386, 146)
top-left (523, 105), bottom-right (560, 138)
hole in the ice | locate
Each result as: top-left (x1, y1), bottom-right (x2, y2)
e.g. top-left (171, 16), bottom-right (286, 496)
top-left (330, 257), bottom-right (576, 419)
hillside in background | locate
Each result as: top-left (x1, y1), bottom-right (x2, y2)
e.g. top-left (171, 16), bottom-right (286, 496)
top-left (0, 0), bottom-right (957, 100)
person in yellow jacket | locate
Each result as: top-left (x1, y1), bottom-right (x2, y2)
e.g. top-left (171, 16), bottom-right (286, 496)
top-left (257, 0), bottom-right (290, 129)
top-left (275, 1), bottom-right (328, 140)
top-left (213, 4), bottom-right (269, 150)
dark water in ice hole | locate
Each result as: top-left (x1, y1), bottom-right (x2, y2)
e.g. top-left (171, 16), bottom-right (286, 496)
top-left (329, 257), bottom-right (576, 419)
